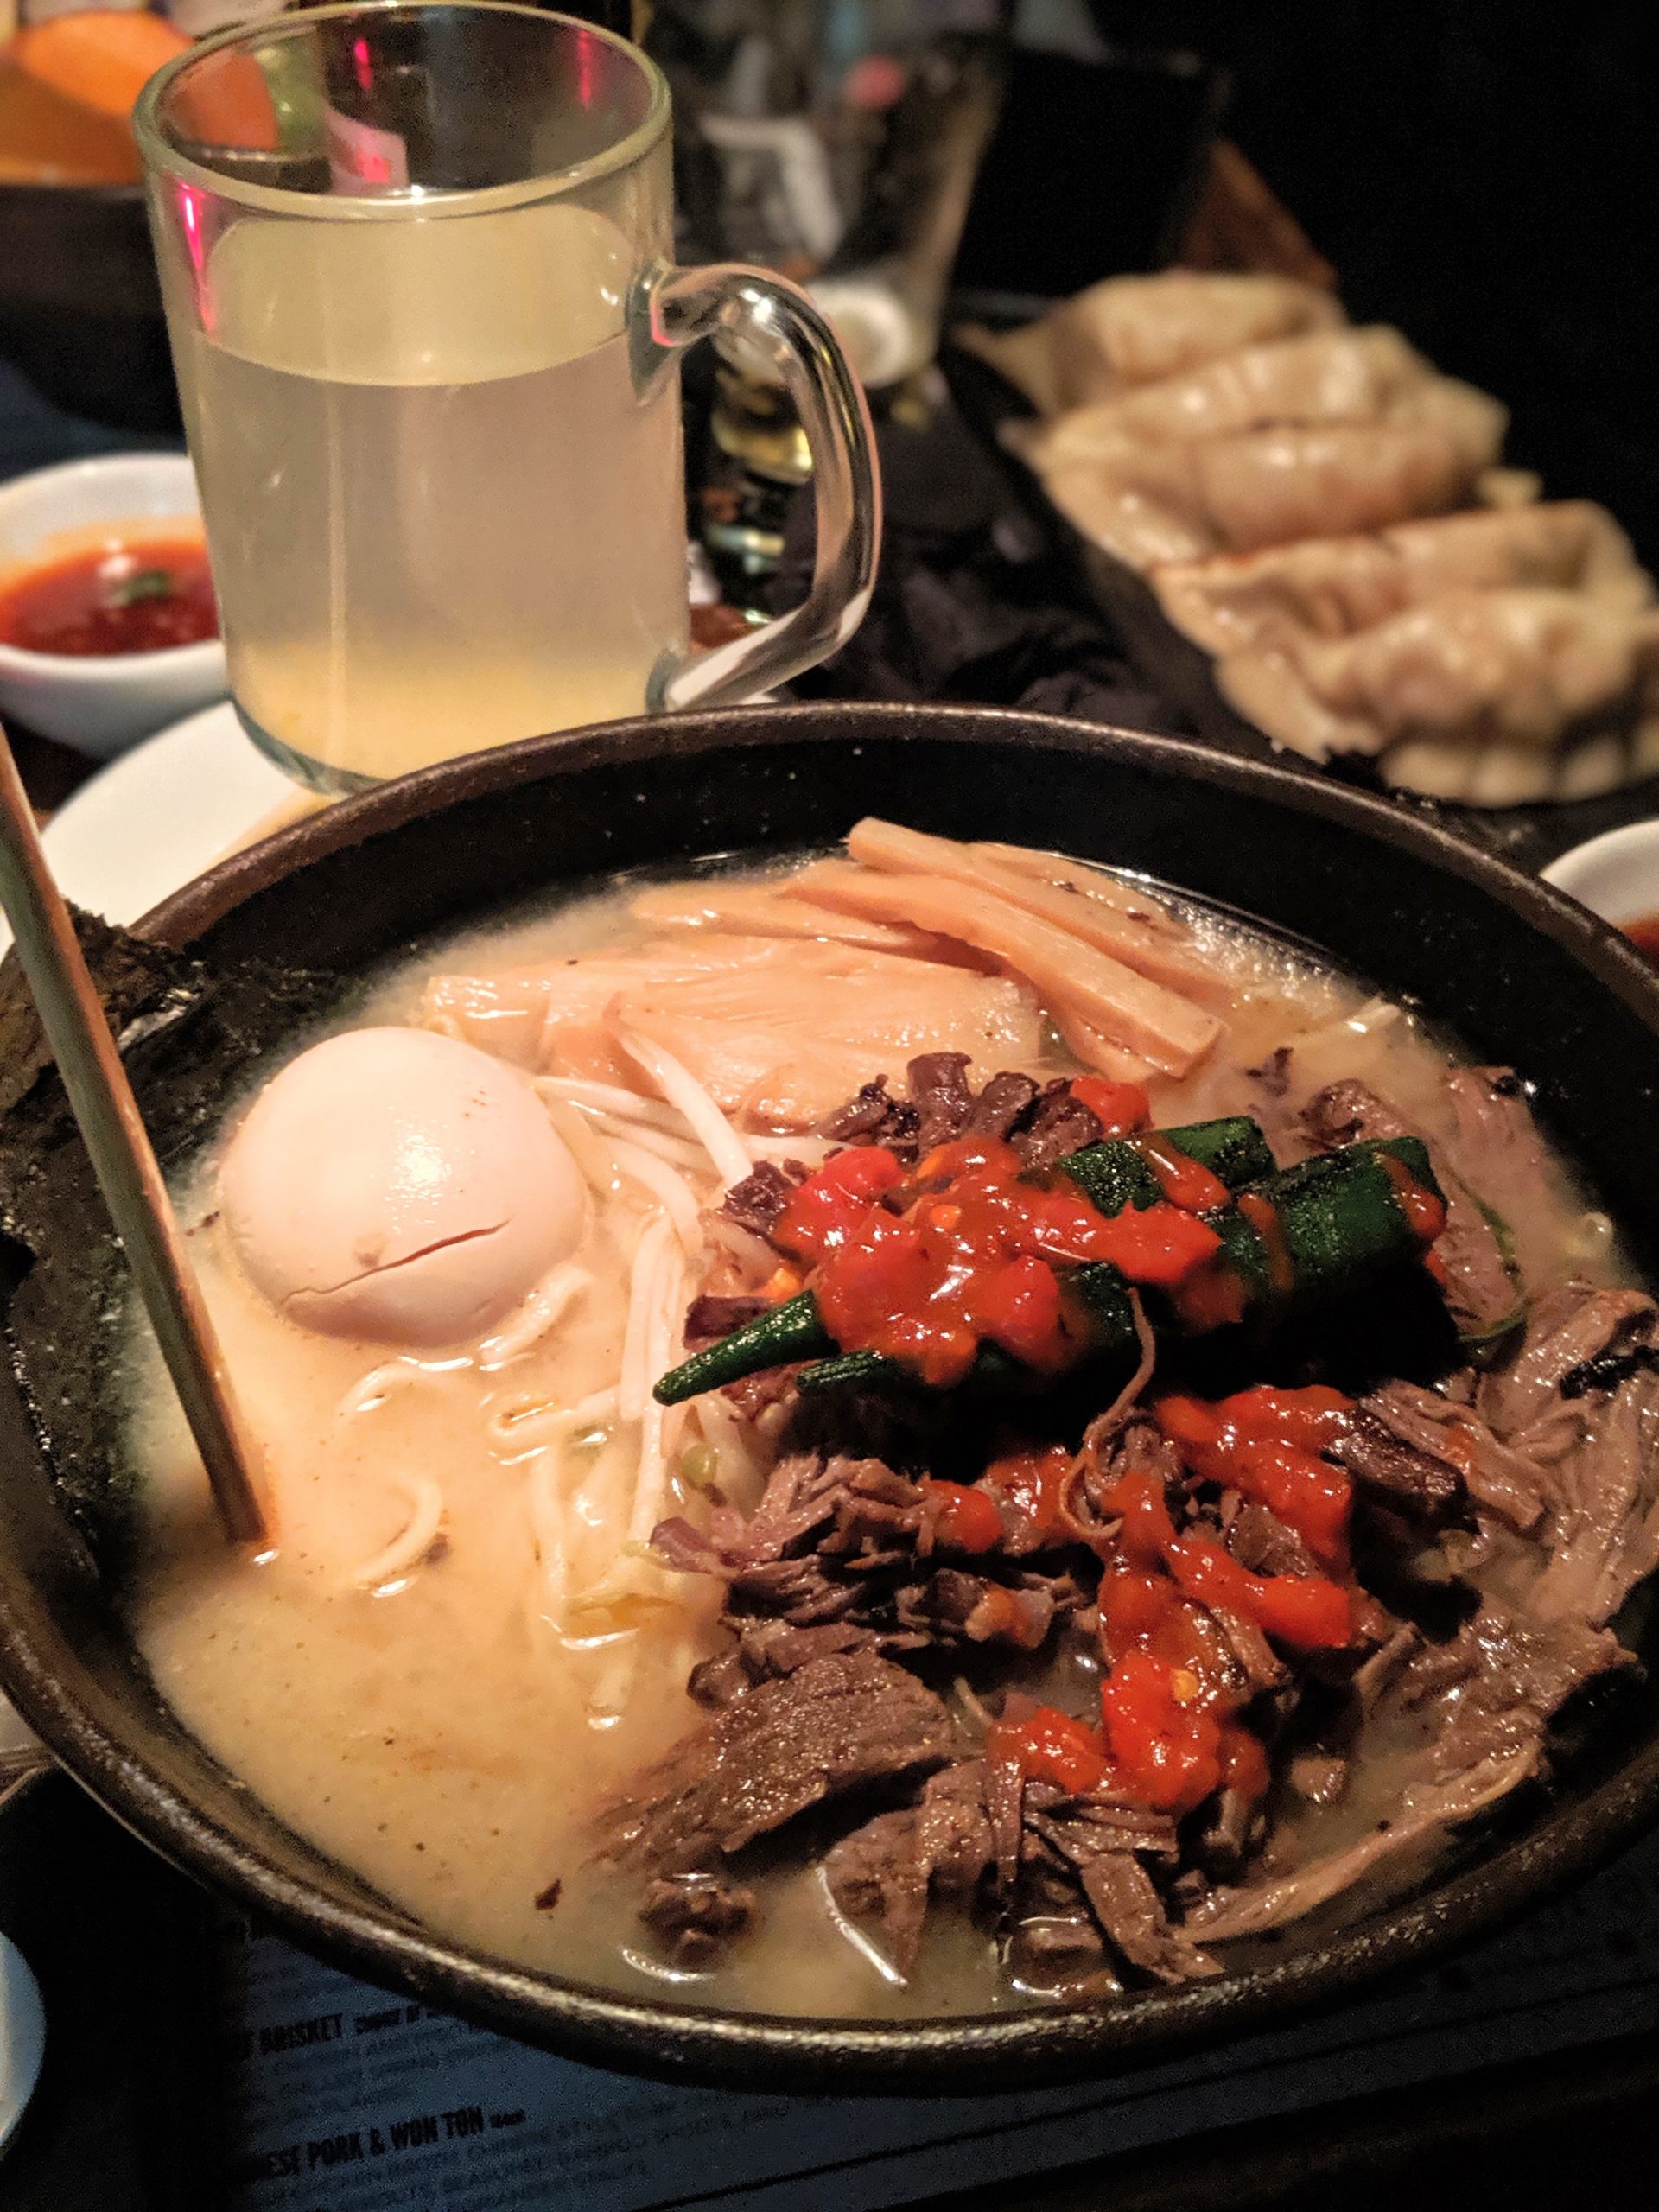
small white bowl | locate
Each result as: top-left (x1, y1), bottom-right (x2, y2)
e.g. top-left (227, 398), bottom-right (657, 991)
top-left (0, 1933), bottom-right (44, 2155)
top-left (1541, 819), bottom-right (1659, 929)
top-left (0, 454), bottom-right (228, 759)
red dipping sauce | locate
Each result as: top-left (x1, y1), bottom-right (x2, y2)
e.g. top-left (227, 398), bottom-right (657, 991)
top-left (0, 535), bottom-right (218, 657)
top-left (1624, 912), bottom-right (1659, 965)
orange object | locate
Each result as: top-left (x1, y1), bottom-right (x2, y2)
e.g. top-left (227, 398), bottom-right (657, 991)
top-left (168, 41), bottom-right (280, 149)
top-left (1099, 1649), bottom-right (1223, 1815)
top-left (14, 11), bottom-right (190, 123)
top-left (1376, 1148), bottom-right (1450, 1244)
top-left (0, 55), bottom-right (142, 182)
top-left (1069, 1077), bottom-right (1151, 1136)
top-left (1152, 1385), bottom-right (1354, 1564)
top-left (981, 1442), bottom-right (1071, 1541)
top-left (1131, 1131), bottom-right (1230, 1213)
top-left (919, 1478), bottom-right (1004, 1555)
top-left (1165, 1536), bottom-right (1351, 1650)
top-left (986, 1706), bottom-right (1110, 1797)
top-left (773, 1144), bottom-right (903, 1264)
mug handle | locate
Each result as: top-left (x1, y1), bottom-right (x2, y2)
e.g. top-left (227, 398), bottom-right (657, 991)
top-left (644, 264), bottom-right (882, 710)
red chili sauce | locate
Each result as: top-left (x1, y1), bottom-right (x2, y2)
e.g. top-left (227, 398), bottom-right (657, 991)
top-left (1623, 912), bottom-right (1659, 965)
top-left (773, 1127), bottom-right (1221, 1389)
top-left (0, 535), bottom-right (218, 656)
top-left (985, 1383), bottom-right (1359, 1816)
top-left (764, 1111), bottom-right (1404, 1818)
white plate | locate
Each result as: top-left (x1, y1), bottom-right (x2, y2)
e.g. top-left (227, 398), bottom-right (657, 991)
top-left (40, 700), bottom-right (298, 923)
top-left (0, 1935), bottom-right (45, 2155)
top-left (1542, 819), bottom-right (1659, 927)
top-left (1, 702), bottom-right (297, 963)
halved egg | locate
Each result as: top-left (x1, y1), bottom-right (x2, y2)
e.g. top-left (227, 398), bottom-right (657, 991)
top-left (219, 1027), bottom-right (583, 1348)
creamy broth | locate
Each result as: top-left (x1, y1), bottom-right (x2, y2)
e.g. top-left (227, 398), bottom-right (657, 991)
top-left (122, 854), bottom-right (1629, 2017)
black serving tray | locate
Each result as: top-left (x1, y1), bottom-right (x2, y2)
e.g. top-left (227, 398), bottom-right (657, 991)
top-left (938, 335), bottom-right (1659, 880)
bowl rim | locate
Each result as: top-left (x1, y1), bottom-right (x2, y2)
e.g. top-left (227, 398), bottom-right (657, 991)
top-left (10, 697), bottom-right (1659, 2090)
top-left (0, 636), bottom-right (224, 680)
top-left (133, 0), bottom-right (671, 225)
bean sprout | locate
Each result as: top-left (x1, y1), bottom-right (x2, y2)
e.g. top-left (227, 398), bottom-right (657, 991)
top-left (538, 1094), bottom-right (621, 1194)
top-left (572, 1234), bottom-right (690, 1615)
top-left (528, 1450), bottom-right (569, 1625)
top-left (620, 1214), bottom-right (675, 1422)
top-left (595, 1118), bottom-right (710, 1174)
top-left (586, 1630), bottom-right (639, 1724)
top-left (623, 1238), bottom-right (687, 1553)
top-left (692, 1391), bottom-right (761, 1506)
top-left (534, 1075), bottom-right (691, 1134)
top-left (604, 1137), bottom-right (704, 1251)
top-left (613, 1025), bottom-right (754, 1187)
top-left (704, 1212), bottom-right (781, 1282)
top-left (747, 1134), bottom-right (832, 1169)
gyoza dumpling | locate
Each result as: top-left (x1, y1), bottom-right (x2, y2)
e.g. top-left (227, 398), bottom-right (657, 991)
top-left (1017, 327), bottom-right (1443, 470)
top-left (1215, 587), bottom-right (1659, 804)
top-left (1027, 322), bottom-right (1507, 570)
top-left (1046, 394), bottom-right (1505, 570)
top-left (1154, 503), bottom-right (1655, 655)
top-left (957, 270), bottom-right (1345, 417)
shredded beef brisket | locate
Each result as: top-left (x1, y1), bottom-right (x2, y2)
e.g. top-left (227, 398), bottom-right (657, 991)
top-left (1303, 1077), bottom-right (1522, 1349)
top-left (1014, 1081), bottom-right (1106, 1172)
top-left (813, 1056), bottom-right (1103, 1172)
top-left (683, 1294), bottom-right (775, 1345)
top-left (1192, 1597), bottom-right (1630, 1940)
top-left (718, 1160), bottom-right (800, 1240)
top-left (1479, 1283), bottom-right (1656, 1437)
top-left (653, 1451), bottom-right (1082, 1661)
top-left (640, 1871), bottom-right (755, 1966)
top-left (588, 1060), bottom-right (1659, 1999)
top-left (963, 1071), bottom-right (1041, 1142)
top-left (1473, 1284), bottom-right (1659, 1625)
top-left (1224, 1498), bottom-right (1319, 1581)
top-left (906, 1052), bottom-right (976, 1151)
top-left (829, 1760), bottom-right (1208, 1988)
top-left (1350, 1380), bottom-right (1546, 1534)
top-left (1025, 1795), bottom-right (1216, 1984)
top-left (825, 1762), bottom-right (995, 1977)
top-left (818, 1077), bottom-right (920, 1152)
top-left (1335, 1402), bottom-right (1470, 1528)
top-left (596, 1650), bottom-right (955, 1877)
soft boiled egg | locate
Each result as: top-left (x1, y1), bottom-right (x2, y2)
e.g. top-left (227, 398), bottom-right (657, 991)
top-left (219, 1027), bottom-right (583, 1347)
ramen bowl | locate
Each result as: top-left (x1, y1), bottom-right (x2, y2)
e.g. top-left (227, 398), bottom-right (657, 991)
top-left (3, 701), bottom-right (1659, 2089)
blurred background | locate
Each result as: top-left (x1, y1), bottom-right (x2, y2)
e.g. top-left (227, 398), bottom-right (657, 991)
top-left (6, 0), bottom-right (1656, 556)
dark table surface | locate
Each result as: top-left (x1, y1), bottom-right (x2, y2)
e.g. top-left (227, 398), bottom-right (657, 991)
top-left (8, 1770), bottom-right (1659, 2212)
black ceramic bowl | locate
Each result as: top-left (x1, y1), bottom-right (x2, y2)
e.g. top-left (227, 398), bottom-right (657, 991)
top-left (5, 702), bottom-right (1659, 2091)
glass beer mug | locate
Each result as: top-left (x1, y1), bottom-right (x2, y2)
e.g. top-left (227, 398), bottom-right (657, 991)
top-left (135, 2), bottom-right (880, 791)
